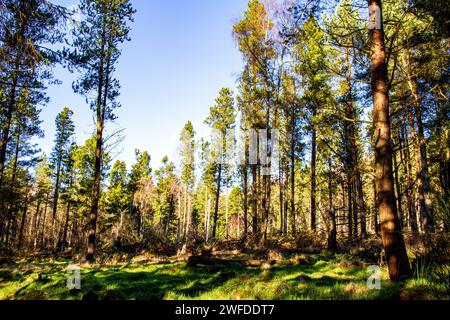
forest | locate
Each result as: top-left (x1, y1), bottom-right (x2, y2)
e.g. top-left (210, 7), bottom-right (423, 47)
top-left (0, 0), bottom-right (449, 301)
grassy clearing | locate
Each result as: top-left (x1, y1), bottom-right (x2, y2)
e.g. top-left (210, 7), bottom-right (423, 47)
top-left (0, 253), bottom-right (447, 300)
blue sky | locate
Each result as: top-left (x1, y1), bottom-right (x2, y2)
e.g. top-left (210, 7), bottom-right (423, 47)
top-left (38, 0), bottom-right (248, 170)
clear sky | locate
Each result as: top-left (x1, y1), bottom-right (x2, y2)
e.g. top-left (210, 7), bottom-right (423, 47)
top-left (38, 0), bottom-right (248, 171)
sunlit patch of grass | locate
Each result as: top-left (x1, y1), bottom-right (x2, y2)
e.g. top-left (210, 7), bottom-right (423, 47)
top-left (0, 254), bottom-right (445, 300)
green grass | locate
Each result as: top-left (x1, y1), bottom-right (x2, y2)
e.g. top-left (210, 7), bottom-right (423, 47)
top-left (0, 253), bottom-right (446, 300)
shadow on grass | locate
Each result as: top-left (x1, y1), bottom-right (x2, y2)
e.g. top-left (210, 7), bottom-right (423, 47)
top-left (4, 256), bottom-right (401, 300)
top-left (80, 264), bottom-right (259, 300)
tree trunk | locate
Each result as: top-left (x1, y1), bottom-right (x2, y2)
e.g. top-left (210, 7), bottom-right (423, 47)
top-left (86, 14), bottom-right (107, 264)
top-left (40, 192), bottom-right (50, 250)
top-left (345, 47), bottom-right (366, 238)
top-left (347, 179), bottom-right (353, 239)
top-left (211, 163), bottom-right (222, 239)
top-left (373, 178), bottom-right (380, 235)
top-left (182, 183), bottom-right (187, 239)
top-left (279, 158), bottom-right (284, 234)
top-left (17, 196), bottom-right (28, 250)
top-left (33, 200), bottom-right (41, 249)
top-left (206, 195), bottom-right (211, 242)
top-left (165, 194), bottom-right (174, 238)
top-left (400, 118), bottom-right (418, 233)
top-left (70, 214), bottom-right (78, 248)
top-left (177, 191), bottom-right (181, 243)
top-left (0, 12), bottom-right (24, 244)
top-left (185, 195), bottom-right (191, 242)
top-left (310, 111), bottom-right (317, 232)
top-left (369, 0), bottom-right (410, 281)
top-left (225, 188), bottom-right (229, 240)
top-left (252, 165), bottom-right (258, 235)
top-left (0, 24), bottom-right (24, 184)
top-left (3, 131), bottom-right (21, 248)
top-left (51, 151), bottom-right (63, 244)
top-left (327, 161), bottom-right (337, 251)
top-left (86, 131), bottom-right (102, 264)
top-left (61, 201), bottom-right (71, 252)
top-left (352, 181), bottom-right (359, 237)
top-left (204, 189), bottom-right (208, 240)
top-left (262, 173), bottom-right (270, 245)
top-left (283, 161), bottom-right (289, 235)
top-left (354, 174), bottom-right (366, 237)
top-left (405, 67), bottom-right (434, 232)
top-left (243, 165), bottom-right (248, 239)
top-left (392, 131), bottom-right (404, 228)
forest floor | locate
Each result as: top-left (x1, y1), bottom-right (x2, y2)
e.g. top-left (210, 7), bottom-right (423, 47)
top-left (1, 249), bottom-right (448, 300)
